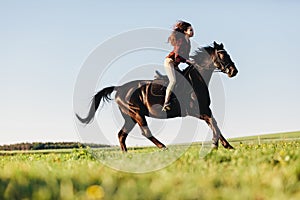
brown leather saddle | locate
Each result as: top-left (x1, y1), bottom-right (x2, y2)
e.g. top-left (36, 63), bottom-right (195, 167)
top-left (150, 70), bottom-right (192, 97)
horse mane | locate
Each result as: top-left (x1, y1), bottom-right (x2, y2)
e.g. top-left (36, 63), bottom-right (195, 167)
top-left (181, 45), bottom-right (216, 84)
top-left (190, 45), bottom-right (215, 66)
top-left (181, 45), bottom-right (215, 76)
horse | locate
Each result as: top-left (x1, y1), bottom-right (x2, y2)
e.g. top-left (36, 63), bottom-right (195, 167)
top-left (76, 41), bottom-right (238, 152)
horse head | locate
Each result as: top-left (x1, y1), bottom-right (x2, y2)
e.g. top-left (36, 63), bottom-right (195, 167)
top-left (212, 41), bottom-right (238, 77)
top-left (191, 41), bottom-right (238, 78)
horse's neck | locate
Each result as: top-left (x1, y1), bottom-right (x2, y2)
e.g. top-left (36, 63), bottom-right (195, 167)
top-left (194, 52), bottom-right (215, 86)
top-left (183, 65), bottom-right (214, 87)
top-left (199, 69), bottom-right (214, 86)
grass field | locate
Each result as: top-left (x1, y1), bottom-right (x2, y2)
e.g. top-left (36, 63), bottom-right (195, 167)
top-left (229, 131), bottom-right (300, 143)
top-left (0, 131), bottom-right (300, 200)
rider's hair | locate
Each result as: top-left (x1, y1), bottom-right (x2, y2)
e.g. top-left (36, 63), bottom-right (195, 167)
top-left (168, 20), bottom-right (192, 46)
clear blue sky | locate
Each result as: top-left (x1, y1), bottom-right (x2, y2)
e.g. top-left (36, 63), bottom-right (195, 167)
top-left (1, 1), bottom-right (300, 145)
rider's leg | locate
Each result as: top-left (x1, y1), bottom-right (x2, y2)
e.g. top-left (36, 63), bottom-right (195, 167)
top-left (162, 58), bottom-right (176, 111)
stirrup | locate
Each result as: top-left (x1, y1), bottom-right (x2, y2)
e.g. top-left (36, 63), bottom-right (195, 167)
top-left (162, 102), bottom-right (171, 112)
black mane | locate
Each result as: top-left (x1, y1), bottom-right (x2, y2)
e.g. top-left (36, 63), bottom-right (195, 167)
top-left (190, 46), bottom-right (215, 66)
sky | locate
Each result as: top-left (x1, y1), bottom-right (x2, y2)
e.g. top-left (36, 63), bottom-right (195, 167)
top-left (1, 1), bottom-right (300, 146)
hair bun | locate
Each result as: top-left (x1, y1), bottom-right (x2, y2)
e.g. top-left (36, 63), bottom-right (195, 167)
top-left (173, 20), bottom-right (191, 32)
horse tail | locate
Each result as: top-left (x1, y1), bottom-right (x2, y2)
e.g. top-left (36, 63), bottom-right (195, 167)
top-left (76, 86), bottom-right (115, 124)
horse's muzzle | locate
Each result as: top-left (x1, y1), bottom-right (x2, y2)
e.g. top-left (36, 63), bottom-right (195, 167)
top-left (228, 66), bottom-right (238, 78)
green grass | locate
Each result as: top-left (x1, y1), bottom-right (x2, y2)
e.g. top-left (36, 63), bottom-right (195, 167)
top-left (229, 131), bottom-right (300, 143)
top-left (0, 132), bottom-right (300, 200)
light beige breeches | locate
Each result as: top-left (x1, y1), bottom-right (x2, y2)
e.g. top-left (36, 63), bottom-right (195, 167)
top-left (164, 58), bottom-right (177, 103)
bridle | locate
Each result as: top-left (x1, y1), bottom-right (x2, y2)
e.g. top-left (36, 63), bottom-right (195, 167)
top-left (191, 48), bottom-right (234, 74)
top-left (213, 49), bottom-right (234, 74)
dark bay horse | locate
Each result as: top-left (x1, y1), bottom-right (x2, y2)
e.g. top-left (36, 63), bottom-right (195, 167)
top-left (76, 41), bottom-right (238, 152)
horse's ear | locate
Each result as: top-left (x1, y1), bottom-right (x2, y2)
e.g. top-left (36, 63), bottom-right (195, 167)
top-left (213, 41), bottom-right (218, 47)
top-left (220, 43), bottom-right (224, 49)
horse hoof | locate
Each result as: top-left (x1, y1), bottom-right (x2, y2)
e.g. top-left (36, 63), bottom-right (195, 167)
top-left (161, 147), bottom-right (168, 151)
top-left (225, 145), bottom-right (235, 150)
top-left (211, 144), bottom-right (218, 151)
top-left (228, 146), bottom-right (235, 150)
top-left (211, 148), bottom-right (218, 152)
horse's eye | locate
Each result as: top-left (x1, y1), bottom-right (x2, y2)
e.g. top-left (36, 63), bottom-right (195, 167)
top-left (219, 53), bottom-right (225, 59)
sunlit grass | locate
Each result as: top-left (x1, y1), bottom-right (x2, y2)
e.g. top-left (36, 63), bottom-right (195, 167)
top-left (0, 133), bottom-right (300, 199)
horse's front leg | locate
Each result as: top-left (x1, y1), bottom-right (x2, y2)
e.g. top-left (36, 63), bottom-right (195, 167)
top-left (202, 115), bottom-right (234, 149)
top-left (219, 133), bottom-right (234, 149)
top-left (210, 117), bottom-right (234, 149)
top-left (201, 114), bottom-right (220, 149)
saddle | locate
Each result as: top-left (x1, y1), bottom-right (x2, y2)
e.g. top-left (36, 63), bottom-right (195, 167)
top-left (150, 70), bottom-right (192, 97)
top-left (150, 70), bottom-right (169, 96)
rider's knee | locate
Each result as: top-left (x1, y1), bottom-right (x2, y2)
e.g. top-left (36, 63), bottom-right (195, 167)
top-left (164, 58), bottom-right (174, 67)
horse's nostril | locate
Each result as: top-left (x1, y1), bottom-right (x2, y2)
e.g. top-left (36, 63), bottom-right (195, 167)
top-left (228, 66), bottom-right (238, 77)
top-left (232, 71), bottom-right (238, 77)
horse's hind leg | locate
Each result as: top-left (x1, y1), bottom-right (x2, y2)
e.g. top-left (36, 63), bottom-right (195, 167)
top-left (136, 115), bottom-right (166, 149)
top-left (118, 114), bottom-right (136, 152)
top-left (141, 126), bottom-right (167, 149)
